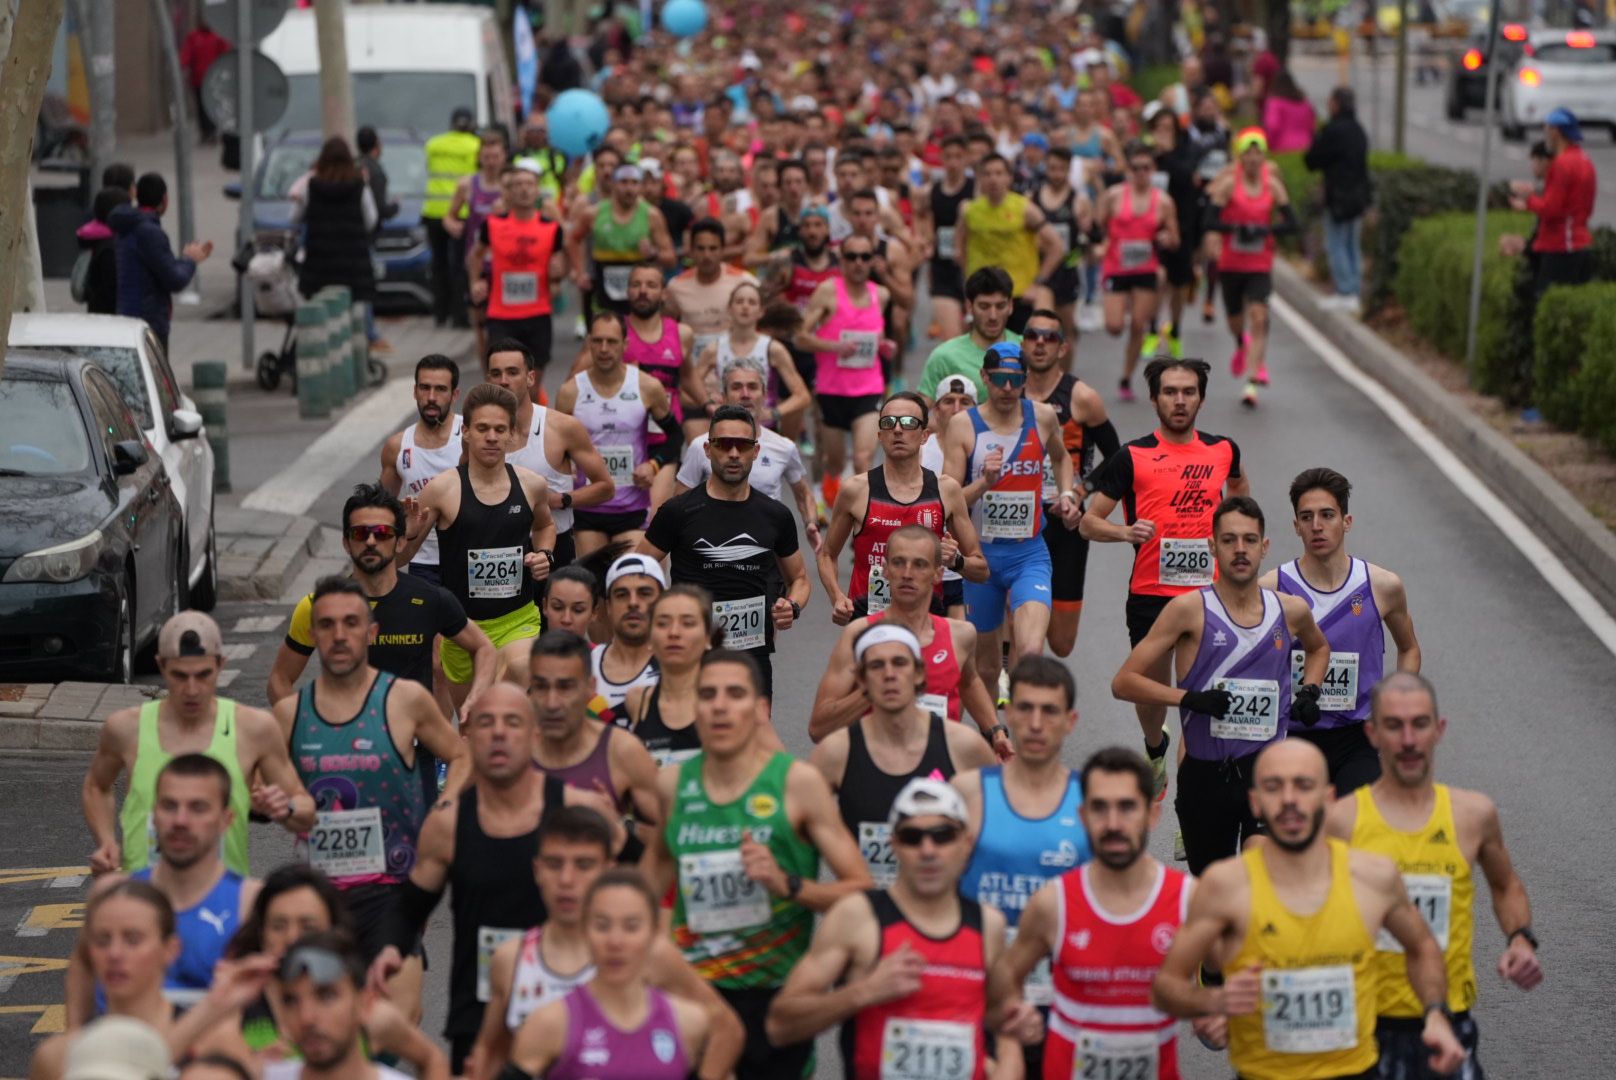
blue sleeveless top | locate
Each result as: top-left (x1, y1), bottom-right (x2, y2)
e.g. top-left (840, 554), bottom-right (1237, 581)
top-left (960, 765), bottom-right (1089, 927)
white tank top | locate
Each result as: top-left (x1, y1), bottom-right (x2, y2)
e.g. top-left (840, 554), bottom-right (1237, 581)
top-left (591, 642), bottom-right (660, 722)
top-left (504, 926), bottom-right (593, 1031)
top-left (397, 417), bottom-right (463, 566)
top-left (714, 332), bottom-right (773, 387)
top-left (507, 406), bottom-right (575, 534)
top-left (920, 434), bottom-right (961, 583)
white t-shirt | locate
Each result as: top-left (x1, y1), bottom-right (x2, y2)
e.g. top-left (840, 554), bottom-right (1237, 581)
top-left (268, 1064), bottom-right (409, 1080)
top-left (677, 427), bottom-right (805, 502)
top-left (921, 434), bottom-right (961, 584)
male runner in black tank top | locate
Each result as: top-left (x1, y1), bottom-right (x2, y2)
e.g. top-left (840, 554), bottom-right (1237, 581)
top-left (917, 135), bottom-right (975, 340)
top-left (809, 624), bottom-right (996, 887)
top-left (1035, 152), bottom-right (1095, 343)
top-left (396, 384), bottom-right (558, 708)
top-left (1022, 309), bottom-right (1120, 658)
top-left (368, 684), bottom-right (620, 1071)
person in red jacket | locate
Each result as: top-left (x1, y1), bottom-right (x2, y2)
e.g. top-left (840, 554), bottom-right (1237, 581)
top-left (1510, 107), bottom-right (1597, 297)
top-left (179, 20), bottom-right (229, 143)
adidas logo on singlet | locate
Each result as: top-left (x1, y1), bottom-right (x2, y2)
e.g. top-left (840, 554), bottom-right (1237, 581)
top-left (1431, 829), bottom-right (1450, 844)
top-left (1260, 922), bottom-right (1279, 936)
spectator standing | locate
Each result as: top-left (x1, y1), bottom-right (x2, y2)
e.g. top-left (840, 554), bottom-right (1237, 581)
top-left (1260, 69), bottom-right (1317, 153)
top-left (1511, 108), bottom-right (1597, 297)
top-left (423, 108), bottom-right (481, 328)
top-left (110, 173), bottom-right (212, 351)
top-left (179, 20), bottom-right (229, 143)
top-left (291, 137), bottom-right (378, 312)
top-left (357, 126), bottom-right (400, 355)
top-left (75, 187), bottom-right (129, 315)
top-left (1305, 86), bottom-right (1371, 311)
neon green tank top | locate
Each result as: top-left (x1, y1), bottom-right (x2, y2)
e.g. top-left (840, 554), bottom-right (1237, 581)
top-left (667, 750), bottom-right (819, 989)
top-left (120, 699), bottom-right (251, 877)
top-left (591, 200), bottom-right (651, 264)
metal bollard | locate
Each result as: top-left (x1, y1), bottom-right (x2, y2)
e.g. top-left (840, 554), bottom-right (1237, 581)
top-left (321, 286), bottom-right (355, 403)
top-left (191, 360), bottom-right (231, 493)
top-left (349, 302), bottom-right (370, 389)
top-left (295, 302), bottom-right (330, 419)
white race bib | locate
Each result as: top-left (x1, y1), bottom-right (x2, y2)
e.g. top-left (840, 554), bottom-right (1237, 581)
top-left (1232, 229), bottom-right (1268, 255)
top-left (1209, 677), bottom-right (1280, 742)
top-left (652, 746), bottom-right (703, 769)
top-left (866, 563), bottom-right (891, 613)
top-left (1049, 221), bottom-right (1073, 252)
top-left (1262, 965), bottom-right (1359, 1054)
top-left (713, 595), bottom-right (767, 651)
top-left (1290, 649), bottom-right (1359, 712)
top-left (1041, 457), bottom-right (1059, 502)
top-left (679, 849), bottom-right (771, 933)
top-left (1119, 239), bottom-right (1153, 271)
top-left (1073, 1028), bottom-right (1159, 1080)
top-left (917, 692), bottom-right (949, 718)
top-left (981, 489), bottom-right (1037, 540)
top-left (935, 226), bottom-right (957, 260)
top-left (859, 821), bottom-right (898, 887)
top-left (602, 264), bottom-right (632, 301)
top-left (881, 1017), bottom-right (976, 1080)
top-left (599, 444), bottom-right (636, 487)
top-left (1157, 536), bottom-right (1213, 586)
top-left (307, 807), bottom-right (385, 876)
top-left (467, 545), bottom-right (523, 599)
top-left (840, 330), bottom-right (881, 369)
top-left (1377, 873), bottom-right (1453, 952)
top-left (500, 271), bottom-right (538, 305)
top-left (475, 926), bottom-right (523, 1002)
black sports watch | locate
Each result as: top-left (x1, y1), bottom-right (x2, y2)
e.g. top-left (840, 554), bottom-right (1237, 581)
top-left (559, 491), bottom-right (573, 510)
top-left (989, 723), bottom-right (1010, 743)
top-left (787, 598), bottom-right (802, 620)
top-left (951, 549), bottom-right (966, 573)
top-left (785, 873), bottom-right (804, 899)
top-left (1508, 925), bottom-right (1539, 950)
top-left (1425, 1002), bottom-right (1458, 1027)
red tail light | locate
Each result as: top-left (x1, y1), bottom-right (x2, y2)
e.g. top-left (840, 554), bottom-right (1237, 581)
top-left (1502, 22), bottom-right (1527, 41)
top-left (1519, 66), bottom-right (1542, 86)
top-left (1566, 30), bottom-right (1595, 47)
top-left (1462, 48), bottom-right (1483, 70)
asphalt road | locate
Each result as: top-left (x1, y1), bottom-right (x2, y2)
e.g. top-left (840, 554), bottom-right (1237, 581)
top-left (1292, 52), bottom-right (1616, 226)
top-left (3, 287), bottom-right (1613, 1077)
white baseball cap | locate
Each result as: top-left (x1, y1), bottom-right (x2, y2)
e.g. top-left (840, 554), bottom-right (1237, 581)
top-left (605, 553), bottom-right (668, 592)
top-left (888, 777), bottom-right (970, 827)
top-left (63, 1018), bottom-right (171, 1080)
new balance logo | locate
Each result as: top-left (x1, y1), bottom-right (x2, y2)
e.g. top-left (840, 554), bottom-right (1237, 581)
top-left (509, 505), bottom-right (523, 514)
top-left (1260, 922), bottom-right (1279, 936)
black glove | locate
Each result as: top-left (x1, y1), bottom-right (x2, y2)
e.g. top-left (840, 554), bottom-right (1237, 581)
top-left (1291, 683), bottom-right (1323, 728)
top-left (1181, 688), bottom-right (1232, 718)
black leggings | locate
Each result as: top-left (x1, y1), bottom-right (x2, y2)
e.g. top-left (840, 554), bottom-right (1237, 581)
top-left (1176, 753), bottom-right (1262, 876)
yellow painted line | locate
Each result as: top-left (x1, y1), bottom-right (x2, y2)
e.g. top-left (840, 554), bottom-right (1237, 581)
top-left (0, 868), bottom-right (90, 887)
top-left (0, 1003), bottom-right (67, 1033)
top-left (0, 956), bottom-right (71, 978)
top-left (17, 904), bottom-right (84, 934)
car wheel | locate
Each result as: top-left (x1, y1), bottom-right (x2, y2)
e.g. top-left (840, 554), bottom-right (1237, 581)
top-left (104, 583), bottom-right (135, 684)
top-left (257, 351), bottom-right (282, 391)
top-left (366, 357), bottom-right (388, 387)
top-left (1446, 96), bottom-right (1465, 121)
top-left (190, 511), bottom-right (219, 612)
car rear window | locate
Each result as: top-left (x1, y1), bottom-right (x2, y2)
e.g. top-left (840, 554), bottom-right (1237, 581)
top-left (1535, 42), bottom-right (1616, 63)
top-left (21, 345), bottom-right (150, 427)
top-left (0, 375), bottom-right (92, 475)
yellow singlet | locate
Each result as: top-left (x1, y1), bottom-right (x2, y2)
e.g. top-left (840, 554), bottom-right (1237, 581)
top-left (1226, 839), bottom-right (1379, 1080)
top-left (962, 191), bottom-right (1039, 295)
top-left (1350, 783), bottom-right (1477, 1016)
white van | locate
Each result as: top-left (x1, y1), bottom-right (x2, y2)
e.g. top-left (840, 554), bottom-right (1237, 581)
top-left (258, 4), bottom-right (516, 140)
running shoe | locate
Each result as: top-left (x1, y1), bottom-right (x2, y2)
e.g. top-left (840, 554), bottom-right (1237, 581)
top-left (1253, 361), bottom-right (1270, 386)
top-left (996, 669), bottom-right (1011, 711)
top-left (574, 314), bottom-right (587, 340)
top-left (1201, 299), bottom-right (1215, 324)
top-left (1165, 326), bottom-right (1183, 359)
top-left (815, 489), bottom-right (830, 528)
top-left (1241, 380), bottom-right (1259, 408)
top-left (1149, 741), bottom-right (1169, 802)
top-left (1078, 302), bottom-right (1102, 332)
top-left (1229, 343), bottom-right (1246, 378)
top-left (1118, 382), bottom-right (1136, 403)
top-left (1173, 829), bottom-right (1187, 862)
top-left (1141, 331), bottom-right (1160, 357)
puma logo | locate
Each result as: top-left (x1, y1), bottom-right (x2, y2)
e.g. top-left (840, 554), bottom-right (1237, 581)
top-left (197, 908), bottom-right (231, 936)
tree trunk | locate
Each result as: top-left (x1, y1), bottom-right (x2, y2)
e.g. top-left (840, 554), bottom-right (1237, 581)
top-left (314, 0), bottom-right (356, 141)
top-left (1267, 0), bottom-right (1293, 65)
top-left (0, 0), bottom-right (67, 380)
top-left (1137, 0), bottom-right (1181, 65)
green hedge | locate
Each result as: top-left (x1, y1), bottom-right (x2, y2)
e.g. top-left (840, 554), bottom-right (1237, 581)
top-left (1532, 282), bottom-right (1616, 438)
top-left (1393, 210), bottom-right (1532, 391)
top-left (1369, 165), bottom-right (1512, 311)
top-left (1131, 63), bottom-right (1181, 107)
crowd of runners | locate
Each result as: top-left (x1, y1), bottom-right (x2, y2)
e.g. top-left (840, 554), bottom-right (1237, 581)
top-left (42, 3), bottom-right (1549, 1080)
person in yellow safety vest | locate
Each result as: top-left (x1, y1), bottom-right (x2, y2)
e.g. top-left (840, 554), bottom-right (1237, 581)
top-left (424, 106), bottom-right (481, 329)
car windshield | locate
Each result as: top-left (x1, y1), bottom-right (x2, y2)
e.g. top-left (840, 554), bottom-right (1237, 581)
top-left (17, 345), bottom-right (150, 427)
top-left (1535, 42), bottom-right (1616, 62)
top-left (274, 72), bottom-right (477, 143)
top-left (0, 375), bottom-right (92, 475)
top-left (258, 139), bottom-right (429, 199)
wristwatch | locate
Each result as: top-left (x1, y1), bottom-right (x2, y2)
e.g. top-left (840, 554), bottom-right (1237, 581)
top-left (785, 873), bottom-right (804, 899)
top-left (559, 491), bottom-right (573, 510)
top-left (1508, 925), bottom-right (1539, 950)
top-left (1425, 1002), bottom-right (1458, 1027)
top-left (787, 599), bottom-right (802, 620)
top-left (989, 723), bottom-right (1010, 743)
top-left (951, 549), bottom-right (966, 573)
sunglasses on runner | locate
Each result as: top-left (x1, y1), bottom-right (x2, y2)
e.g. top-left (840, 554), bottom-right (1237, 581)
top-left (345, 524), bottom-right (398, 543)
top-left (1023, 328), bottom-right (1065, 342)
top-left (279, 946), bottom-right (353, 988)
top-left (842, 251), bottom-right (876, 262)
top-left (878, 414), bottom-right (925, 431)
top-left (710, 436), bottom-right (757, 453)
top-left (984, 371), bottom-right (1027, 389)
top-left (893, 823), bottom-right (963, 847)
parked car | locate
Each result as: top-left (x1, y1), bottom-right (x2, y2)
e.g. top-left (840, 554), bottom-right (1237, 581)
top-left (230, 128), bottom-right (432, 313)
top-left (0, 354), bottom-right (185, 683)
top-left (1446, 18), bottom-right (1533, 120)
top-left (10, 313), bottom-right (218, 610)
top-left (1502, 28), bottom-right (1616, 140)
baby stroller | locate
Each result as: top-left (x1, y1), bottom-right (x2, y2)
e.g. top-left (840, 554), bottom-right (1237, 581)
top-left (244, 232), bottom-right (302, 392)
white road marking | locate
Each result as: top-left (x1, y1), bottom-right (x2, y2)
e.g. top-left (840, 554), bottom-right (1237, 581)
top-left (233, 616), bottom-right (283, 634)
top-left (48, 876), bottom-right (83, 889)
top-left (240, 378), bottom-right (415, 516)
top-left (217, 669), bottom-right (241, 688)
top-left (1275, 297), bottom-right (1616, 657)
top-left (221, 643), bottom-right (256, 662)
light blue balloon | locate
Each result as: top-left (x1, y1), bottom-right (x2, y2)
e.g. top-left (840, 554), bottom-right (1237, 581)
top-left (661, 0), bottom-right (708, 37)
top-left (547, 88), bottom-right (610, 158)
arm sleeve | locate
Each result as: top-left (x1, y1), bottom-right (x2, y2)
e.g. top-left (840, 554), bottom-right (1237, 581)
top-left (283, 594), bottom-right (315, 656)
top-left (435, 586), bottom-right (470, 639)
top-left (1271, 203), bottom-right (1300, 237)
top-left (648, 411), bottom-right (685, 466)
top-left (1083, 420), bottom-right (1122, 470)
top-left (1087, 445), bottom-right (1133, 501)
top-left (1202, 199), bottom-right (1234, 235)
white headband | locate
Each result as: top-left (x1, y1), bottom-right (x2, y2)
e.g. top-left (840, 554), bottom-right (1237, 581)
top-left (854, 623), bottom-right (922, 664)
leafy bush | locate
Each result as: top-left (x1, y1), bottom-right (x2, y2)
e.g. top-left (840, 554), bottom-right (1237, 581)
top-left (1532, 282), bottom-right (1616, 434)
top-left (1580, 344), bottom-right (1616, 456)
top-left (1131, 63), bottom-right (1181, 107)
top-left (1393, 211), bottom-right (1531, 391)
top-left (1368, 165), bottom-right (1511, 311)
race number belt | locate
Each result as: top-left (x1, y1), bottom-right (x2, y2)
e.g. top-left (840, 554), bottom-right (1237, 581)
top-left (1209, 677), bottom-right (1280, 742)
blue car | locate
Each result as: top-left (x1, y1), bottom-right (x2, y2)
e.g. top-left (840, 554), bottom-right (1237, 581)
top-left (232, 128), bottom-right (432, 312)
